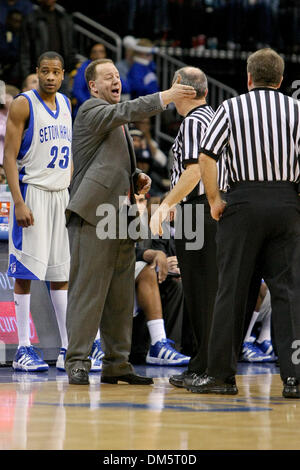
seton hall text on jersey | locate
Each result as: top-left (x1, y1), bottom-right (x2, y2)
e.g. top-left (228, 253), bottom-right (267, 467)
top-left (39, 124), bottom-right (72, 144)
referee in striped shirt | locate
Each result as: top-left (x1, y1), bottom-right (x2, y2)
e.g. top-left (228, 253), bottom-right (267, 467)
top-left (150, 66), bottom-right (228, 388)
top-left (192, 48), bottom-right (300, 398)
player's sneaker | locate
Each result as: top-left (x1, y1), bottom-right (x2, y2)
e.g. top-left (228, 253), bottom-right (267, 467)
top-left (56, 347), bottom-right (102, 372)
top-left (13, 346), bottom-right (49, 372)
top-left (146, 338), bottom-right (190, 366)
top-left (241, 341), bottom-right (273, 362)
top-left (256, 340), bottom-right (277, 361)
top-left (90, 339), bottom-right (104, 361)
top-left (56, 348), bottom-right (67, 371)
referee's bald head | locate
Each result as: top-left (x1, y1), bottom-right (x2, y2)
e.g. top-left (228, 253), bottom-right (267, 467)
top-left (172, 67), bottom-right (207, 99)
top-left (247, 48), bottom-right (284, 88)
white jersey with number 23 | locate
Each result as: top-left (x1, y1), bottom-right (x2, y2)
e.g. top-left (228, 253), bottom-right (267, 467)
top-left (16, 89), bottom-right (72, 190)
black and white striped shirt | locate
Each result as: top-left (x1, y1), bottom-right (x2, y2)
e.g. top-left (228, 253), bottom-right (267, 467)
top-left (200, 88), bottom-right (300, 183)
top-left (170, 104), bottom-right (228, 201)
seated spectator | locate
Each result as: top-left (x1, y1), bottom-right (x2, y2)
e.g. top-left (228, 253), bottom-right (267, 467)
top-left (0, 84), bottom-right (19, 164)
top-left (134, 248), bottom-right (189, 366)
top-left (130, 127), bottom-right (152, 171)
top-left (115, 35), bottom-right (136, 100)
top-left (127, 38), bottom-right (159, 100)
top-left (129, 194), bottom-right (191, 364)
top-left (0, 9), bottom-right (23, 86)
top-left (148, 197), bottom-right (195, 358)
top-left (71, 42), bottom-right (107, 117)
top-left (241, 282), bottom-right (277, 363)
top-left (129, 127), bottom-right (168, 197)
top-left (21, 72), bottom-right (38, 91)
top-left (131, 195), bottom-right (190, 366)
top-left (133, 116), bottom-right (169, 170)
top-left (0, 0), bottom-right (33, 25)
top-left (116, 36), bottom-right (136, 78)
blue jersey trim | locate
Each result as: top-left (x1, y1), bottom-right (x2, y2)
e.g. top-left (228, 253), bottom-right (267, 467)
top-left (7, 254), bottom-right (39, 280)
top-left (61, 93), bottom-right (71, 114)
top-left (32, 89), bottom-right (60, 119)
top-left (17, 94), bottom-right (34, 161)
top-left (19, 166), bottom-right (26, 182)
top-left (12, 182), bottom-right (28, 251)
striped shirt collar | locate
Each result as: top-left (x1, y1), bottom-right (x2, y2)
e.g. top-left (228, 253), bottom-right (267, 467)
top-left (249, 87), bottom-right (280, 92)
top-left (186, 103), bottom-right (210, 118)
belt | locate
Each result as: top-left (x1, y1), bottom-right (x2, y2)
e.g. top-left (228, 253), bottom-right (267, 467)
top-left (229, 181), bottom-right (297, 190)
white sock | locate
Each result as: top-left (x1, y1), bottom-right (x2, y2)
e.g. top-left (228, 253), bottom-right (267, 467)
top-left (147, 319), bottom-right (166, 345)
top-left (244, 311), bottom-right (260, 342)
top-left (257, 313), bottom-right (271, 344)
top-left (95, 330), bottom-right (100, 341)
top-left (14, 293), bottom-right (31, 347)
top-left (50, 290), bottom-right (68, 350)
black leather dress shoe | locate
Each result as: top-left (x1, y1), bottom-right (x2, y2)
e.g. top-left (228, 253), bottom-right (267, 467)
top-left (68, 368), bottom-right (89, 385)
top-left (169, 370), bottom-right (198, 388)
top-left (186, 374), bottom-right (238, 395)
top-left (282, 377), bottom-right (300, 398)
top-left (101, 373), bottom-right (154, 385)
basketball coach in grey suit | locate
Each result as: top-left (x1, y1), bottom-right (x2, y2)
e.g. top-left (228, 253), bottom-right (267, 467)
top-left (65, 58), bottom-right (196, 385)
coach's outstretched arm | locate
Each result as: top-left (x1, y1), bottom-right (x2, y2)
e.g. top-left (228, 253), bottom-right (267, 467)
top-left (3, 96), bottom-right (34, 227)
top-left (84, 74), bottom-right (196, 136)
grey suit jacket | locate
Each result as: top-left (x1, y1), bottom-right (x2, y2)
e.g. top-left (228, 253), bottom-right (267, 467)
top-left (67, 93), bottom-right (164, 226)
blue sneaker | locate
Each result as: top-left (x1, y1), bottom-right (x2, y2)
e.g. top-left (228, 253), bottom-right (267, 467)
top-left (56, 347), bottom-right (102, 372)
top-left (241, 342), bottom-right (273, 362)
top-left (256, 340), bottom-right (277, 361)
top-left (89, 339), bottom-right (103, 373)
top-left (90, 339), bottom-right (104, 361)
top-left (13, 346), bottom-right (49, 372)
top-left (146, 339), bottom-right (190, 366)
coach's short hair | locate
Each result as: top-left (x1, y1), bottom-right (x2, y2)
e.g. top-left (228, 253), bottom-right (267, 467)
top-left (37, 51), bottom-right (64, 69)
top-left (172, 67), bottom-right (207, 99)
top-left (85, 59), bottom-right (114, 90)
top-left (247, 48), bottom-right (284, 86)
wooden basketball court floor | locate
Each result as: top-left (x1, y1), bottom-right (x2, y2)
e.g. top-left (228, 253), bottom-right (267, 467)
top-left (0, 362), bottom-right (299, 451)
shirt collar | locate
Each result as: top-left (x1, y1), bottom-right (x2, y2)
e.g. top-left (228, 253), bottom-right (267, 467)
top-left (250, 87), bottom-right (280, 92)
top-left (186, 104), bottom-right (209, 117)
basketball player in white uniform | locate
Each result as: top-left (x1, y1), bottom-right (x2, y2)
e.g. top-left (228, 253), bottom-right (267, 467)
top-left (3, 52), bottom-right (102, 372)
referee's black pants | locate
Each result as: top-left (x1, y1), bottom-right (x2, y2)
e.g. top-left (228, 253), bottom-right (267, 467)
top-left (175, 196), bottom-right (218, 374)
top-left (207, 182), bottom-right (300, 382)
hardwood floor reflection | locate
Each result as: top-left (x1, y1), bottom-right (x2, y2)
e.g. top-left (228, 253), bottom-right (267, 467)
top-left (0, 367), bottom-right (299, 450)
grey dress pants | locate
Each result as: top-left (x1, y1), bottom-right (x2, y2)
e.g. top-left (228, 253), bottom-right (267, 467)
top-left (65, 213), bottom-right (135, 377)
